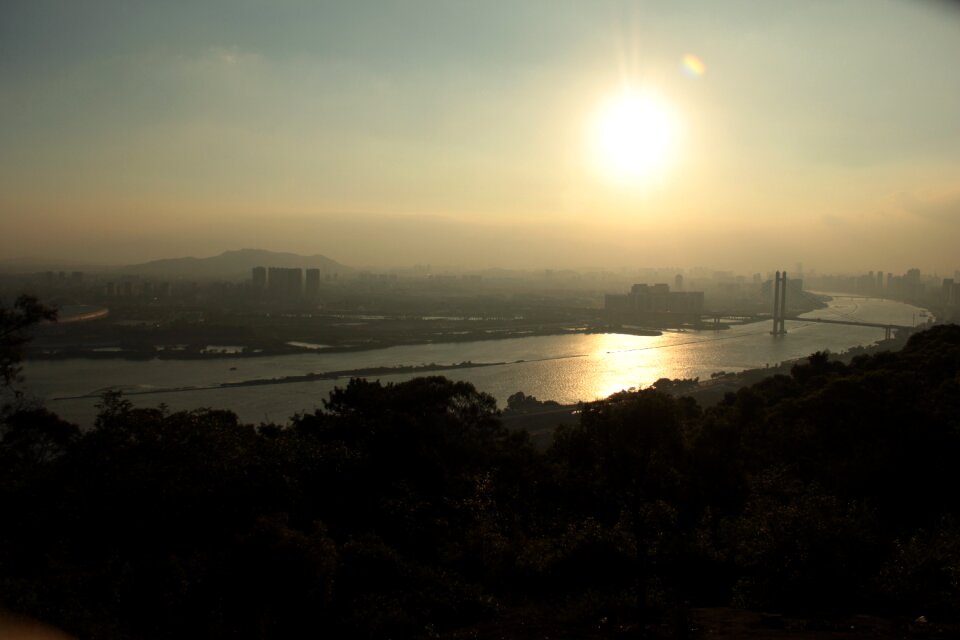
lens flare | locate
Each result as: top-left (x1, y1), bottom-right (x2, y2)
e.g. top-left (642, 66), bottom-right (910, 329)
top-left (682, 54), bottom-right (706, 78)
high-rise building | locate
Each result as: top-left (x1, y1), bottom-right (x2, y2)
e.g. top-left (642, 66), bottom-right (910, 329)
top-left (305, 268), bottom-right (320, 297)
top-left (943, 279), bottom-right (956, 306)
top-left (286, 268), bottom-right (303, 298)
top-left (267, 267), bottom-right (286, 297)
top-left (264, 266), bottom-right (306, 299)
top-left (252, 266), bottom-right (267, 290)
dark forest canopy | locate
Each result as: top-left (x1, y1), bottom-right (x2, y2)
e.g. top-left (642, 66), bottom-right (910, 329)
top-left (2, 324), bottom-right (960, 638)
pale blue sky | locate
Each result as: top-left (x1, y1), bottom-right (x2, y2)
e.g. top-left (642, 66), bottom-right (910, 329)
top-left (2, 1), bottom-right (959, 273)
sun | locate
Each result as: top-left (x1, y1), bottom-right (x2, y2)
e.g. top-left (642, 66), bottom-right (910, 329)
top-left (591, 88), bottom-right (678, 184)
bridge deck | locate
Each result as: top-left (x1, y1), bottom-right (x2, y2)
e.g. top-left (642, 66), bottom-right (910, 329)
top-left (700, 313), bottom-right (912, 331)
top-left (785, 316), bottom-right (912, 330)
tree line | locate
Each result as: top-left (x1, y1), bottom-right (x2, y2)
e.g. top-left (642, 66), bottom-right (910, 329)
top-left (2, 296), bottom-right (959, 638)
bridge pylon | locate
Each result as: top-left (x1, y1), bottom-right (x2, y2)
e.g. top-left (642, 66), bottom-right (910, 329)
top-left (771, 270), bottom-right (788, 336)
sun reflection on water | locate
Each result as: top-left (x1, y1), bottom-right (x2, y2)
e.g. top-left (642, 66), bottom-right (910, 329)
top-left (580, 332), bottom-right (688, 400)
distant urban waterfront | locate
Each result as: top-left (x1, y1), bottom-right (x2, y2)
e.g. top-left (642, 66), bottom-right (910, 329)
top-left (26, 295), bottom-right (927, 426)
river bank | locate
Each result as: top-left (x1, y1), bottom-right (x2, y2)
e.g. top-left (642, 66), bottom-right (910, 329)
top-left (27, 295), bottom-right (926, 428)
top-left (674, 322), bottom-right (922, 407)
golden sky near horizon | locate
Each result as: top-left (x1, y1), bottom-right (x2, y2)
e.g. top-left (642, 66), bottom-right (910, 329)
top-left (2, 1), bottom-right (960, 274)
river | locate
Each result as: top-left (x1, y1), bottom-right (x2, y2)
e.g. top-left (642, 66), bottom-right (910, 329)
top-left (22, 295), bottom-right (928, 426)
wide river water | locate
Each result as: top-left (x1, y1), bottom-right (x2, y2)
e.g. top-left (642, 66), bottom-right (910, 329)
top-left (24, 295), bottom-right (927, 426)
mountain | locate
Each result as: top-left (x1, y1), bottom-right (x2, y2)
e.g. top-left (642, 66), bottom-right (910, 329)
top-left (120, 249), bottom-right (353, 280)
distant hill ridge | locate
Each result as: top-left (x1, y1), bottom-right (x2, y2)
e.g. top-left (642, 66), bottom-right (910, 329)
top-left (122, 249), bottom-right (352, 279)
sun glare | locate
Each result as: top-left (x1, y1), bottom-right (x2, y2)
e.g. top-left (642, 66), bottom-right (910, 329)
top-left (591, 88), bottom-right (678, 185)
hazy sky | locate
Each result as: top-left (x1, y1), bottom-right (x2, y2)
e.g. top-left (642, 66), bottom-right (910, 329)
top-left (2, 0), bottom-right (959, 273)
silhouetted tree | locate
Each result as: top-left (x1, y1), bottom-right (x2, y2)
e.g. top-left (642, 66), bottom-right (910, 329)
top-left (1, 295), bottom-right (56, 417)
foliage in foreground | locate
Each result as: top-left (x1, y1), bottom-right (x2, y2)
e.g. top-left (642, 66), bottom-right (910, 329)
top-left (2, 325), bottom-right (960, 638)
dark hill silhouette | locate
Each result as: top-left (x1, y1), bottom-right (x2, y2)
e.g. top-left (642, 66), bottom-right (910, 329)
top-left (120, 249), bottom-right (353, 279)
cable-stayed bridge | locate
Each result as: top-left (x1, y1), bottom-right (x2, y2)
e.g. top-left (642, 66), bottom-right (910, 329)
top-left (706, 273), bottom-right (915, 340)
